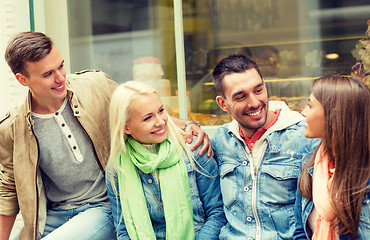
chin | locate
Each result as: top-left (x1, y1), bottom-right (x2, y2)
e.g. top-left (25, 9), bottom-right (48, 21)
top-left (304, 132), bottom-right (313, 139)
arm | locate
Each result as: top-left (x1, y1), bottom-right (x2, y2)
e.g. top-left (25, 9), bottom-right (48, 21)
top-left (0, 215), bottom-right (16, 240)
top-left (193, 150), bottom-right (226, 240)
top-left (170, 116), bottom-right (213, 157)
top-left (105, 167), bottom-right (131, 240)
top-left (293, 188), bottom-right (308, 240)
top-left (0, 118), bottom-right (19, 240)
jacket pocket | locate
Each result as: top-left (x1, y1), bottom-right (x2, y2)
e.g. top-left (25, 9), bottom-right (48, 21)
top-left (259, 163), bottom-right (300, 207)
top-left (220, 163), bottom-right (239, 209)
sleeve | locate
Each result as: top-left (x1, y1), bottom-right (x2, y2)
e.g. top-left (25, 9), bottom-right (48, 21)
top-left (0, 117), bottom-right (19, 216)
top-left (105, 166), bottom-right (131, 240)
top-left (293, 188), bottom-right (308, 240)
top-left (193, 148), bottom-right (227, 240)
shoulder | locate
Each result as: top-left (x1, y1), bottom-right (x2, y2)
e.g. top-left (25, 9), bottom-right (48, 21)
top-left (0, 105), bottom-right (23, 127)
top-left (211, 122), bottom-right (233, 145)
top-left (0, 107), bottom-right (23, 141)
top-left (68, 69), bottom-right (109, 83)
top-left (0, 112), bottom-right (10, 124)
top-left (67, 69), bottom-right (118, 95)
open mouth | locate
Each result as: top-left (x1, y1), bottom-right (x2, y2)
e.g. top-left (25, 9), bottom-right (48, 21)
top-left (152, 128), bottom-right (165, 135)
top-left (247, 109), bottom-right (262, 117)
top-left (246, 108), bottom-right (264, 119)
top-left (53, 84), bottom-right (64, 90)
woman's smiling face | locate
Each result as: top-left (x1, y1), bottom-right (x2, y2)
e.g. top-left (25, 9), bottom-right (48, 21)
top-left (124, 93), bottom-right (168, 144)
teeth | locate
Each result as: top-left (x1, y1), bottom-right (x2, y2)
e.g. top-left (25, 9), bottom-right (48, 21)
top-left (248, 109), bottom-right (261, 116)
top-left (55, 85), bottom-right (63, 89)
top-left (154, 129), bottom-right (164, 134)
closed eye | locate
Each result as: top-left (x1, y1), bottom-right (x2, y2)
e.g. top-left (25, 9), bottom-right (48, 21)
top-left (143, 115), bottom-right (152, 121)
top-left (42, 71), bottom-right (52, 78)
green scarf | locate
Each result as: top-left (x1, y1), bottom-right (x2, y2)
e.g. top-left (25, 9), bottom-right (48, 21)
top-left (118, 137), bottom-right (195, 240)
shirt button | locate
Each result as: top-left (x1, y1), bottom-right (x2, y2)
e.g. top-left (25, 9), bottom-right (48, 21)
top-left (246, 216), bottom-right (252, 222)
top-left (74, 105), bottom-right (78, 108)
top-left (68, 135), bottom-right (72, 138)
top-left (148, 179), bottom-right (153, 184)
top-left (75, 111), bottom-right (79, 114)
top-left (251, 143), bottom-right (254, 146)
top-left (61, 123), bottom-right (65, 127)
top-left (55, 112), bottom-right (59, 116)
top-left (247, 238), bottom-right (253, 240)
top-left (233, 212), bottom-right (236, 216)
top-left (244, 186), bottom-right (250, 192)
top-left (242, 161), bottom-right (248, 166)
top-left (73, 146), bottom-right (77, 150)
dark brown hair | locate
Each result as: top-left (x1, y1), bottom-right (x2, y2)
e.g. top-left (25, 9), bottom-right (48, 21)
top-left (299, 74), bottom-right (370, 237)
top-left (5, 31), bottom-right (53, 77)
top-left (212, 54), bottom-right (263, 97)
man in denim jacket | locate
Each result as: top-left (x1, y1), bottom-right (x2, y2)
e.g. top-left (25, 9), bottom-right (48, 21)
top-left (211, 55), bottom-right (319, 240)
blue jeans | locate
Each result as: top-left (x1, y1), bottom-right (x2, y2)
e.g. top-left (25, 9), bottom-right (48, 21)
top-left (41, 203), bottom-right (115, 240)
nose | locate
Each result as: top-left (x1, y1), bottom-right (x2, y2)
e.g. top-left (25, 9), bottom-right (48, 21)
top-left (154, 115), bottom-right (165, 127)
top-left (247, 94), bottom-right (259, 109)
top-left (55, 70), bottom-right (65, 83)
top-left (301, 107), bottom-right (308, 117)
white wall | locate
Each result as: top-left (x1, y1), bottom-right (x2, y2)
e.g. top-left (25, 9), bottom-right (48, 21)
top-left (0, 0), bottom-right (31, 116)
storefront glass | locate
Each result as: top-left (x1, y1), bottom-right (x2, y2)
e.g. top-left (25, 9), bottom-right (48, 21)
top-left (66, 0), bottom-right (369, 126)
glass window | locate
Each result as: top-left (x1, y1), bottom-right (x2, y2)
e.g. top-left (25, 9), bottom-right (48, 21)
top-left (67, 0), bottom-right (185, 117)
top-left (65, 0), bottom-right (369, 126)
top-left (184, 0), bottom-right (369, 125)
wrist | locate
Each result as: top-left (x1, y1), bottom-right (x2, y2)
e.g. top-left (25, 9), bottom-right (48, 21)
top-left (184, 120), bottom-right (200, 130)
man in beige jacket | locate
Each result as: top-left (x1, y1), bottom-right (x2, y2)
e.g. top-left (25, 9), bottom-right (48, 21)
top-left (0, 31), bottom-right (210, 240)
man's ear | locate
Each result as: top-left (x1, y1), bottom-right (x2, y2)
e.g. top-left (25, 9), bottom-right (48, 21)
top-left (15, 73), bottom-right (29, 87)
top-left (216, 95), bottom-right (230, 112)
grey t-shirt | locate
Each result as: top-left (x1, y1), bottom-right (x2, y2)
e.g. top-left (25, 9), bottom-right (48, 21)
top-left (32, 98), bottom-right (108, 209)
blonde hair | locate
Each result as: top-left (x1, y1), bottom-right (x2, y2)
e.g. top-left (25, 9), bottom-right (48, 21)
top-left (107, 81), bottom-right (196, 210)
top-left (108, 81), bottom-right (192, 167)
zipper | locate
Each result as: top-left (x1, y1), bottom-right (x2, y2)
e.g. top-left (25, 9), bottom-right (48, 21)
top-left (249, 143), bottom-right (267, 240)
top-left (29, 115), bottom-right (40, 239)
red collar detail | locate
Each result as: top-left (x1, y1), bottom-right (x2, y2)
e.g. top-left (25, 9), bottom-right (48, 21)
top-left (239, 109), bottom-right (281, 151)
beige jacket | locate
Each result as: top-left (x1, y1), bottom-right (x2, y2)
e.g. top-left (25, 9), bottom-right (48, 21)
top-left (0, 70), bottom-right (117, 239)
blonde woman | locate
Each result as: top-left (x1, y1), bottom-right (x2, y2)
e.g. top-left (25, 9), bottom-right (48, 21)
top-left (106, 81), bottom-right (226, 240)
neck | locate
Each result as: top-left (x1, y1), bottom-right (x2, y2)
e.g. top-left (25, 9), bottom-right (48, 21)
top-left (31, 97), bottom-right (66, 114)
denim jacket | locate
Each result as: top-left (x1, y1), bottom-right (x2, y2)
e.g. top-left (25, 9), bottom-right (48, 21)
top-left (294, 167), bottom-right (370, 240)
top-left (106, 140), bottom-right (226, 240)
top-left (211, 101), bottom-right (320, 240)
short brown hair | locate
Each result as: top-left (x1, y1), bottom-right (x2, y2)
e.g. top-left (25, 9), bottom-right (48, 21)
top-left (5, 31), bottom-right (53, 77)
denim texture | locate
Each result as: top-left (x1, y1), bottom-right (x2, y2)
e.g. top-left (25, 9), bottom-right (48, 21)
top-left (294, 167), bottom-right (370, 240)
top-left (211, 105), bottom-right (319, 240)
top-left (106, 141), bottom-right (226, 240)
top-left (40, 203), bottom-right (115, 240)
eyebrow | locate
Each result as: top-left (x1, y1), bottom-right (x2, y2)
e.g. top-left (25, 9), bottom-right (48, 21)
top-left (41, 60), bottom-right (65, 77)
top-left (141, 104), bottom-right (164, 119)
top-left (231, 83), bottom-right (264, 99)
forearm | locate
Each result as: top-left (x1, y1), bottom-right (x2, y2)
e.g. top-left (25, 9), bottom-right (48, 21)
top-left (195, 155), bottom-right (226, 239)
top-left (0, 214), bottom-right (16, 240)
top-left (170, 116), bottom-right (187, 129)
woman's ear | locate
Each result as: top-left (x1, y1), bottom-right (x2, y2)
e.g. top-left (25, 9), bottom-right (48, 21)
top-left (216, 95), bottom-right (230, 112)
top-left (124, 125), bottom-right (131, 135)
top-left (15, 73), bottom-right (29, 86)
